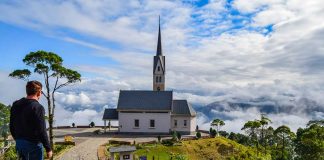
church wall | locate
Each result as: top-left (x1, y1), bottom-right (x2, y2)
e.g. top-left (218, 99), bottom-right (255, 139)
top-left (171, 116), bottom-right (196, 134)
top-left (119, 112), bottom-right (171, 133)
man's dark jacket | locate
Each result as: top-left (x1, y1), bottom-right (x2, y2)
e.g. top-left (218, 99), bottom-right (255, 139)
top-left (10, 98), bottom-right (51, 152)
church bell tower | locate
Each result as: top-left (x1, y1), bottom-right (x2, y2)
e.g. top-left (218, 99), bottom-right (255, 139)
top-left (153, 17), bottom-right (165, 91)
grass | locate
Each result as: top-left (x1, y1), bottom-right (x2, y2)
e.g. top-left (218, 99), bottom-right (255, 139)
top-left (133, 137), bottom-right (271, 160)
top-left (0, 144), bottom-right (73, 160)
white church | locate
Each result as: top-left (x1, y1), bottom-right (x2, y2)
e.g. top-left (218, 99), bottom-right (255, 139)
top-left (103, 19), bottom-right (196, 134)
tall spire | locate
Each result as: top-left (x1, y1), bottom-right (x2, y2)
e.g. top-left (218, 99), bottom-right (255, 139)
top-left (156, 16), bottom-right (162, 56)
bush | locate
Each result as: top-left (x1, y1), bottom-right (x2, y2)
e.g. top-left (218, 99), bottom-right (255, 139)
top-left (90, 121), bottom-right (95, 127)
top-left (210, 129), bottom-right (217, 138)
top-left (157, 135), bottom-right (161, 143)
top-left (196, 132), bottom-right (202, 139)
top-left (172, 131), bottom-right (178, 141)
top-left (177, 132), bottom-right (182, 140)
top-left (162, 139), bottom-right (174, 146)
top-left (4, 146), bottom-right (18, 160)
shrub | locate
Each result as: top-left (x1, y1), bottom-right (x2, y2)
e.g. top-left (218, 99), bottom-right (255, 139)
top-left (172, 131), bottom-right (178, 141)
top-left (4, 146), bottom-right (18, 159)
top-left (210, 129), bottom-right (217, 138)
top-left (162, 139), bottom-right (174, 146)
top-left (196, 132), bottom-right (202, 139)
top-left (177, 132), bottom-right (182, 140)
top-left (157, 135), bottom-right (161, 143)
top-left (90, 121), bottom-right (95, 127)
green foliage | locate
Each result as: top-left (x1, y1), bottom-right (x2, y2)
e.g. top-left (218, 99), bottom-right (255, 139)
top-left (211, 118), bottom-right (225, 137)
top-left (196, 132), bottom-right (201, 139)
top-left (210, 128), bottom-right (217, 138)
top-left (295, 122), bottom-right (324, 160)
top-left (219, 131), bottom-right (229, 137)
top-left (177, 132), bottom-right (182, 140)
top-left (72, 123), bottom-right (75, 128)
top-left (0, 103), bottom-right (10, 140)
top-left (90, 121), bottom-right (95, 127)
top-left (8, 69), bottom-right (31, 81)
top-left (172, 131), bottom-right (178, 141)
top-left (273, 125), bottom-right (295, 160)
top-left (161, 139), bottom-right (174, 146)
top-left (3, 146), bottom-right (18, 160)
top-left (157, 135), bottom-right (161, 143)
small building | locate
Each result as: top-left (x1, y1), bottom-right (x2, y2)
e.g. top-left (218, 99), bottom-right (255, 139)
top-left (109, 145), bottom-right (136, 160)
top-left (102, 18), bottom-right (197, 135)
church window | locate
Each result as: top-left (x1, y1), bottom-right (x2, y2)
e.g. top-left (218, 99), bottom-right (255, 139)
top-left (184, 120), bottom-right (187, 127)
top-left (159, 76), bottom-right (162, 82)
top-left (157, 87), bottom-right (160, 91)
top-left (158, 66), bottom-right (160, 71)
top-left (150, 119), bottom-right (155, 128)
top-left (174, 120), bottom-right (177, 127)
top-left (123, 155), bottom-right (130, 159)
top-left (156, 76), bottom-right (159, 83)
top-left (134, 119), bottom-right (139, 127)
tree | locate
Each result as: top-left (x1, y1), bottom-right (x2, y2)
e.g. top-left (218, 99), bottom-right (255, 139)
top-left (9, 50), bottom-right (81, 159)
top-left (211, 119), bottom-right (225, 137)
top-left (196, 132), bottom-right (201, 139)
top-left (259, 114), bottom-right (271, 154)
top-left (242, 120), bottom-right (261, 154)
top-left (274, 125), bottom-right (295, 160)
top-left (0, 103), bottom-right (10, 143)
top-left (295, 121), bottom-right (324, 160)
top-left (72, 123), bottom-right (75, 128)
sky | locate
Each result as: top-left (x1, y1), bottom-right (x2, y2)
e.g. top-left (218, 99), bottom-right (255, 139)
top-left (0, 0), bottom-right (324, 133)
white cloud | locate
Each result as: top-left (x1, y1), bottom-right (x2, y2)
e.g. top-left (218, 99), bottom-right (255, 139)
top-left (0, 0), bottom-right (324, 132)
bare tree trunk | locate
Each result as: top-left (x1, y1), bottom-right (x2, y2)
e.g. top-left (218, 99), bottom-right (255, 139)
top-left (44, 73), bottom-right (54, 160)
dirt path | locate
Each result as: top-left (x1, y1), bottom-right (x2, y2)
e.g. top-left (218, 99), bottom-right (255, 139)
top-left (56, 137), bottom-right (108, 160)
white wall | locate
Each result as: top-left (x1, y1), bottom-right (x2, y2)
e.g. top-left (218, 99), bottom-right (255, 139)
top-left (119, 112), bottom-right (171, 133)
top-left (171, 116), bottom-right (196, 133)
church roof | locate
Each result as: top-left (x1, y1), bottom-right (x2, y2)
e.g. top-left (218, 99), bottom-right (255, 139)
top-left (172, 100), bottom-right (196, 116)
top-left (103, 108), bottom-right (118, 120)
top-left (117, 90), bottom-right (173, 111)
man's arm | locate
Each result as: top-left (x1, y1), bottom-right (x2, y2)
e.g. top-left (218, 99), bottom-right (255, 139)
top-left (35, 105), bottom-right (51, 152)
top-left (9, 104), bottom-right (16, 140)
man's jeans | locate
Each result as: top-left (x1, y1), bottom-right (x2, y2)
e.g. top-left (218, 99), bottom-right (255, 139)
top-left (16, 139), bottom-right (44, 160)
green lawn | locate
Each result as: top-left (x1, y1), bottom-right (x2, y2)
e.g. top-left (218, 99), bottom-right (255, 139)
top-left (133, 137), bottom-right (271, 160)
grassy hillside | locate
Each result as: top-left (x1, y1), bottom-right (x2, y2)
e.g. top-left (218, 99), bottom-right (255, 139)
top-left (134, 137), bottom-right (271, 160)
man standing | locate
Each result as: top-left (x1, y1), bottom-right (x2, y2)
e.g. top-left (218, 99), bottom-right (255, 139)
top-left (10, 81), bottom-right (52, 159)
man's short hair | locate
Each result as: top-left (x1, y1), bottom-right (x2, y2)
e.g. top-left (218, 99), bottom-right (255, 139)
top-left (26, 81), bottom-right (42, 96)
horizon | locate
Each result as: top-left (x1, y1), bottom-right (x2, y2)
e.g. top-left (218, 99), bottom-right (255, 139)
top-left (1, 0), bottom-right (323, 133)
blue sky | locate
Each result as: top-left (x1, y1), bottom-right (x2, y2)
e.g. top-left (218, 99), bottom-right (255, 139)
top-left (1, 0), bottom-right (323, 132)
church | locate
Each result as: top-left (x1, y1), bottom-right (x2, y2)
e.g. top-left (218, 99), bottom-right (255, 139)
top-left (103, 19), bottom-right (196, 134)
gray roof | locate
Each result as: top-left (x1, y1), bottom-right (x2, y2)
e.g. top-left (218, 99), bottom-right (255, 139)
top-left (172, 100), bottom-right (196, 116)
top-left (109, 145), bottom-right (136, 153)
top-left (117, 90), bottom-right (172, 111)
top-left (103, 109), bottom-right (118, 120)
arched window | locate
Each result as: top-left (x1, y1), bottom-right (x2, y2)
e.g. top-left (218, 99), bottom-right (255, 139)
top-left (157, 66), bottom-right (160, 71)
top-left (159, 76), bottom-right (162, 82)
top-left (156, 76), bottom-right (159, 83)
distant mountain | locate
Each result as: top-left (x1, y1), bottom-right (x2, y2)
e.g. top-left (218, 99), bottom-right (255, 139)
top-left (194, 96), bottom-right (324, 121)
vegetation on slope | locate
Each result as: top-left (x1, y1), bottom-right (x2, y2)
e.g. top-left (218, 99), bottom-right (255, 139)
top-left (134, 137), bottom-right (270, 160)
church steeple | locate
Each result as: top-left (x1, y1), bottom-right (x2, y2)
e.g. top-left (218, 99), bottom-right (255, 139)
top-left (153, 16), bottom-right (165, 91)
top-left (156, 16), bottom-right (162, 56)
